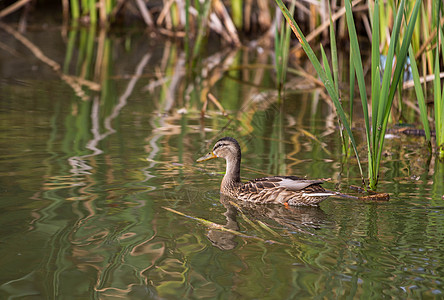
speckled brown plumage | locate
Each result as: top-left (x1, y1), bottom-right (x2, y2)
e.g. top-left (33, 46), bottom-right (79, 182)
top-left (197, 137), bottom-right (334, 206)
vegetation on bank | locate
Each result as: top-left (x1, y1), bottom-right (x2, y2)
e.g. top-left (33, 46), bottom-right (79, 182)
top-left (1, 0), bottom-right (443, 190)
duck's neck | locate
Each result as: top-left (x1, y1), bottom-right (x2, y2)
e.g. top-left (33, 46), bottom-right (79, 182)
top-left (221, 155), bottom-right (241, 193)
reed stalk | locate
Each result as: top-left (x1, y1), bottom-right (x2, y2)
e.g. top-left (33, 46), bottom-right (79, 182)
top-left (408, 44), bottom-right (431, 144)
top-left (275, 0), bottom-right (294, 92)
top-left (275, 0), bottom-right (421, 190)
top-left (88, 0), bottom-right (97, 24)
top-left (275, 0), bottom-right (366, 186)
top-left (349, 0), bottom-right (420, 189)
top-left (191, 0), bottom-right (211, 60)
top-left (434, 3), bottom-right (444, 158)
top-left (70, 0), bottom-right (80, 20)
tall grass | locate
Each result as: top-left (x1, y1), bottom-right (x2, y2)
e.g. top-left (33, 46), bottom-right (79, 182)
top-left (354, 0), bottom-right (420, 189)
top-left (275, 0), bottom-right (366, 186)
top-left (275, 0), bottom-right (295, 92)
top-left (275, 0), bottom-right (421, 190)
top-left (406, 0), bottom-right (443, 158)
top-left (434, 0), bottom-right (444, 158)
top-left (63, 0), bottom-right (116, 25)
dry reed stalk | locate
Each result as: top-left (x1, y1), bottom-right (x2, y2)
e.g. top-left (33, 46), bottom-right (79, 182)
top-left (257, 0), bottom-right (272, 30)
top-left (403, 71), bottom-right (444, 89)
top-left (337, 0), bottom-right (347, 40)
top-left (99, 0), bottom-right (107, 25)
top-left (209, 12), bottom-right (232, 42)
top-left (207, 93), bottom-right (226, 115)
top-left (362, 13), bottom-right (372, 41)
top-left (244, 0), bottom-right (252, 31)
top-left (157, 0), bottom-right (174, 27)
top-left (212, 0), bottom-right (241, 46)
top-left (309, 4), bottom-right (316, 33)
top-left (0, 0), bottom-right (31, 18)
top-left (415, 17), bottom-right (444, 60)
top-left (135, 0), bottom-right (154, 27)
top-left (62, 0), bottom-right (69, 24)
top-left (176, 0), bottom-right (186, 28)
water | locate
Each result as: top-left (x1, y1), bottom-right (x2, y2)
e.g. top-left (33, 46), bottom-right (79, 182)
top-left (1, 24), bottom-right (444, 299)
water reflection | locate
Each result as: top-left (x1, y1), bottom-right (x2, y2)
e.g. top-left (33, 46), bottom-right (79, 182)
top-left (1, 23), bottom-right (444, 299)
top-left (207, 194), bottom-right (330, 251)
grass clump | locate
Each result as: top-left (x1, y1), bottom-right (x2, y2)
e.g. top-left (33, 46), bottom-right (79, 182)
top-left (275, 0), bottom-right (421, 190)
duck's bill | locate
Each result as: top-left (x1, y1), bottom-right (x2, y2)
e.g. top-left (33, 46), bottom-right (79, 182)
top-left (196, 152), bottom-right (217, 162)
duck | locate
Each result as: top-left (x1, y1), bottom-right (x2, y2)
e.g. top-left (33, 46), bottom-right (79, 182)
top-left (197, 137), bottom-right (334, 206)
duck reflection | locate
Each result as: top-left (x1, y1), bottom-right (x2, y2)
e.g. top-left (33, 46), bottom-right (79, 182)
top-left (207, 195), bottom-right (329, 250)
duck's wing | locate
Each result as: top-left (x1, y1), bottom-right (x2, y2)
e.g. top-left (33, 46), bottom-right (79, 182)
top-left (245, 176), bottom-right (325, 192)
top-left (237, 176), bottom-right (334, 206)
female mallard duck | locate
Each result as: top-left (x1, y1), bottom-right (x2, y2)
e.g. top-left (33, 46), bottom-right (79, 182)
top-left (197, 137), bottom-right (334, 206)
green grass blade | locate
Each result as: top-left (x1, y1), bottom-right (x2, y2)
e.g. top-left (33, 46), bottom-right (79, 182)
top-left (275, 22), bottom-right (282, 87)
top-left (345, 0), bottom-right (372, 185)
top-left (370, 66), bottom-right (381, 180)
top-left (435, 29), bottom-right (442, 151)
top-left (70, 0), bottom-right (80, 20)
top-left (328, 2), bottom-right (349, 155)
top-left (192, 0), bottom-right (211, 58)
top-left (281, 0), bottom-right (295, 86)
top-left (328, 2), bottom-right (339, 95)
top-left (438, 12), bottom-right (444, 154)
top-left (348, 47), bottom-right (355, 157)
top-left (275, 0), bottom-right (365, 183)
top-left (408, 44), bottom-right (431, 142)
top-left (370, 0), bottom-right (381, 181)
top-left (434, 46), bottom-right (442, 149)
top-left (88, 0), bottom-right (97, 24)
top-left (231, 0), bottom-right (243, 29)
top-left (379, 0), bottom-right (387, 47)
top-left (184, 0), bottom-right (190, 59)
top-left (376, 0), bottom-right (421, 168)
top-left (345, 0), bottom-right (369, 126)
top-left (321, 45), bottom-right (333, 84)
top-left (385, 0), bottom-right (421, 112)
top-left (325, 22), bottom-right (346, 155)
top-left (275, 0), bottom-right (295, 91)
top-left (349, 48), bottom-right (355, 127)
top-left (375, 0), bottom-right (406, 145)
top-left (370, 0), bottom-right (412, 189)
top-left (371, 0), bottom-right (380, 152)
top-left (63, 30), bottom-right (77, 73)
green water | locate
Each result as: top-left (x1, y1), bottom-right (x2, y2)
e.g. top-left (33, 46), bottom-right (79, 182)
top-left (1, 26), bottom-right (444, 299)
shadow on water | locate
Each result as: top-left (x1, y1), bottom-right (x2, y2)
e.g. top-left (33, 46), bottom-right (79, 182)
top-left (0, 23), bottom-right (444, 299)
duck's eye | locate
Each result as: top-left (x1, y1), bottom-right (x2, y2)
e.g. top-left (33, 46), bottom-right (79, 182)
top-left (213, 143), bottom-right (227, 151)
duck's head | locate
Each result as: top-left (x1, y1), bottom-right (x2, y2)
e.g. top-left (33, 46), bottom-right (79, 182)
top-left (197, 137), bottom-right (241, 163)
